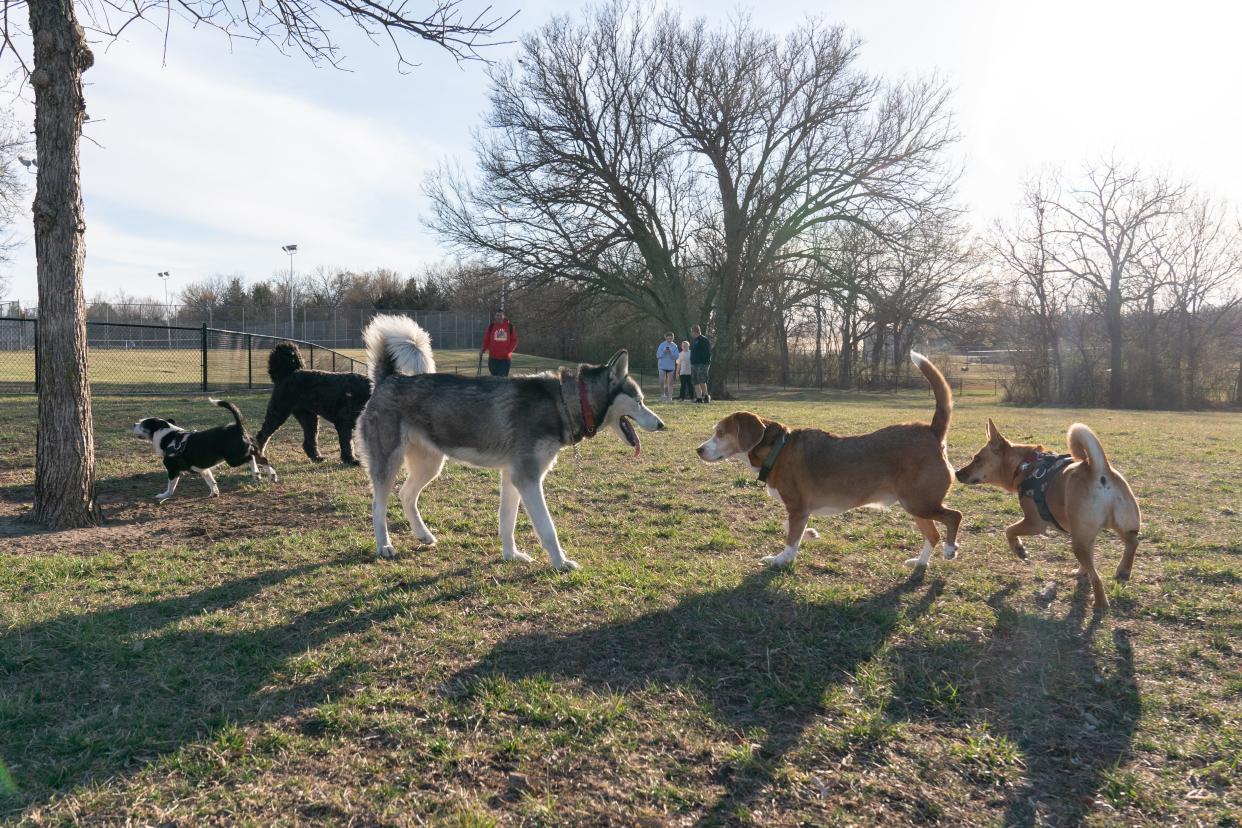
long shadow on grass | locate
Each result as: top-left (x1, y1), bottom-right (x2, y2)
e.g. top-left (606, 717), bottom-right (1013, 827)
top-left (0, 558), bottom-right (463, 815)
top-left (447, 568), bottom-right (943, 825)
top-left (887, 581), bottom-right (1140, 826)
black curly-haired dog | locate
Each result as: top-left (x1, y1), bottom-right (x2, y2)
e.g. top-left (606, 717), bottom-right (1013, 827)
top-left (254, 342), bottom-right (372, 465)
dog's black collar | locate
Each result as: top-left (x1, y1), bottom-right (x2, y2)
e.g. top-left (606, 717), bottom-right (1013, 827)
top-left (757, 432), bottom-right (788, 483)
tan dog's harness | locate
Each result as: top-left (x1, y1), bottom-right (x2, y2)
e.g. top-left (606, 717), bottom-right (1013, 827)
top-left (1016, 451), bottom-right (1073, 532)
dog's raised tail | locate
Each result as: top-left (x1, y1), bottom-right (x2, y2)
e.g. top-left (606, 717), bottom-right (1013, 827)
top-left (911, 351), bottom-right (952, 440)
top-left (1068, 422), bottom-right (1110, 471)
top-left (362, 314), bottom-right (436, 386)
top-left (268, 342), bottom-right (304, 383)
top-left (209, 398), bottom-right (246, 427)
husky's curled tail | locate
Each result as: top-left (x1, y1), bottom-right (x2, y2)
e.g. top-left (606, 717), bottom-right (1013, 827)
top-left (363, 314), bottom-right (436, 385)
top-left (910, 351), bottom-right (952, 440)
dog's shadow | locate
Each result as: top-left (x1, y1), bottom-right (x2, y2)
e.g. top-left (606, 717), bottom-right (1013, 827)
top-left (447, 572), bottom-right (1140, 824)
top-left (447, 569), bottom-right (943, 824)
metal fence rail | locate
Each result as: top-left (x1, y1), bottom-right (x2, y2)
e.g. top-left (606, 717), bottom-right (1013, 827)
top-left (0, 318), bottom-right (364, 395)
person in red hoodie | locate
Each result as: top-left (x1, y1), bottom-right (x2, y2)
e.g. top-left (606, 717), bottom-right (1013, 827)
top-left (481, 310), bottom-right (518, 376)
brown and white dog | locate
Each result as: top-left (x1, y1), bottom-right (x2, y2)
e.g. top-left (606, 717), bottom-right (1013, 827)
top-left (696, 352), bottom-right (961, 569)
top-left (955, 420), bottom-right (1140, 608)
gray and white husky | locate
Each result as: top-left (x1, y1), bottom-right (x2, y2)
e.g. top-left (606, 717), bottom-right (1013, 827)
top-left (356, 314), bottom-right (665, 570)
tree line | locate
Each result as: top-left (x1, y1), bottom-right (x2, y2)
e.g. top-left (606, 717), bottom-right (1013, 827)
top-left (422, 2), bottom-right (1241, 407)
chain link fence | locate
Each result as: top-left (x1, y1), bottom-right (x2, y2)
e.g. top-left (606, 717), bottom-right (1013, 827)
top-left (50, 303), bottom-right (492, 351)
top-left (0, 318), bottom-right (364, 395)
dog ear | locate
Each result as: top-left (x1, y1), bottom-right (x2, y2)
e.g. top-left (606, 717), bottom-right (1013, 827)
top-left (168, 419), bottom-right (176, 426)
top-left (607, 350), bottom-right (629, 382)
top-left (735, 412), bottom-right (767, 454)
top-left (986, 418), bottom-right (1006, 445)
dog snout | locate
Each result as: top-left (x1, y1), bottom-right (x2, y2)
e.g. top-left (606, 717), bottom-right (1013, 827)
top-left (657, 420), bottom-right (666, 431)
top-left (954, 468), bottom-right (967, 483)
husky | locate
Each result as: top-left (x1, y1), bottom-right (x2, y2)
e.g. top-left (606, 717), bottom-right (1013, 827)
top-left (356, 314), bottom-right (665, 570)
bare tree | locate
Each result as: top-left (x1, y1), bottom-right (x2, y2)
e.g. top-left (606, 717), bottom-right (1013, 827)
top-left (992, 176), bottom-right (1069, 402)
top-left (1148, 194), bottom-right (1242, 406)
top-left (1045, 160), bottom-right (1185, 407)
top-left (0, 0), bottom-right (512, 529)
top-left (428, 2), bottom-right (701, 339)
top-left (427, 3), bottom-right (957, 397)
top-left (653, 15), bottom-right (956, 395)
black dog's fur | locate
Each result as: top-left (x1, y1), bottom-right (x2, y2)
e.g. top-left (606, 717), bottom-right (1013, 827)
top-left (255, 342), bottom-right (372, 465)
top-left (133, 399), bottom-right (277, 502)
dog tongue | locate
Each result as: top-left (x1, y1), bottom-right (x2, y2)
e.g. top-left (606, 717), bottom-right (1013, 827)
top-left (620, 417), bottom-right (640, 457)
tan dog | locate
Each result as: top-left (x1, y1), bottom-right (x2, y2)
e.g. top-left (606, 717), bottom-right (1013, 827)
top-left (696, 352), bottom-right (960, 569)
top-left (955, 420), bottom-right (1140, 608)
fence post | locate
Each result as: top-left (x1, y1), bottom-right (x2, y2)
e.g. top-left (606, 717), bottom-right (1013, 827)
top-left (332, 350), bottom-right (337, 372)
top-left (33, 318), bottom-right (40, 393)
top-left (309, 343), bottom-right (315, 371)
top-left (201, 323), bottom-right (208, 392)
top-left (247, 334), bottom-right (253, 389)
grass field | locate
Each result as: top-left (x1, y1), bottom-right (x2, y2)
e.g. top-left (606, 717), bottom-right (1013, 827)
top-left (0, 387), bottom-right (1239, 825)
top-left (0, 349), bottom-right (568, 393)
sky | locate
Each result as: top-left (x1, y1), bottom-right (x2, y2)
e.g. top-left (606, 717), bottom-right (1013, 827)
top-left (3, 0), bottom-right (1241, 306)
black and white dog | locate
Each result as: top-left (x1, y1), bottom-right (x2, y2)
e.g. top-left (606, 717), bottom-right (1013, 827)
top-left (255, 342), bottom-right (372, 465)
top-left (133, 399), bottom-right (278, 502)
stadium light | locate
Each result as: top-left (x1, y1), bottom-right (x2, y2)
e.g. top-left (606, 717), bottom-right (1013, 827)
top-left (281, 244), bottom-right (298, 338)
top-left (157, 271), bottom-right (171, 346)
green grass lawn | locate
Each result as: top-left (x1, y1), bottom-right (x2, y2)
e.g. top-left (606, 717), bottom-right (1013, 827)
top-left (0, 388), bottom-right (1239, 825)
top-left (0, 348), bottom-right (569, 393)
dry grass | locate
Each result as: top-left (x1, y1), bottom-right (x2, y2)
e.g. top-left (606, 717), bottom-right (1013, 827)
top-left (0, 388), bottom-right (1239, 825)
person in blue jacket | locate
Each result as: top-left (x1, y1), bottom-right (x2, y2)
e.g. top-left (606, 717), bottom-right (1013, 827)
top-left (655, 332), bottom-right (679, 402)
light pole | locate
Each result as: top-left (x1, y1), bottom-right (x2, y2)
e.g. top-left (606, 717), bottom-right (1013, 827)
top-left (157, 271), bottom-right (171, 346)
top-left (497, 205), bottom-right (508, 313)
top-left (281, 244), bottom-right (298, 338)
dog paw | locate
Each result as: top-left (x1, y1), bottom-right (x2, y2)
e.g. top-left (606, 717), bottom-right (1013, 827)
top-left (504, 550), bottom-right (534, 563)
top-left (943, 542), bottom-right (958, 560)
top-left (803, 528), bottom-right (820, 540)
top-left (552, 558), bottom-right (580, 572)
top-left (310, 456), bottom-right (326, 464)
top-left (903, 557), bottom-right (928, 568)
top-left (761, 554), bottom-right (794, 568)
top-left (377, 545), bottom-right (397, 560)
top-left (155, 494), bottom-right (171, 503)
top-left (1011, 543), bottom-right (1028, 560)
top-left (412, 529), bottom-right (437, 545)
top-left (342, 458), bottom-right (361, 467)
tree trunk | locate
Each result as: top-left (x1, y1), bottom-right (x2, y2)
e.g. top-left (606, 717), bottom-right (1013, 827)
top-left (1106, 287), bottom-right (1125, 407)
top-left (707, 310), bottom-right (735, 400)
top-left (869, 323), bottom-right (886, 386)
top-left (775, 312), bottom-right (790, 387)
top-left (30, 1), bottom-right (99, 529)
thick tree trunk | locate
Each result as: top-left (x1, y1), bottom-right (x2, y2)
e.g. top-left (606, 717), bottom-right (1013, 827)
top-left (707, 308), bottom-right (735, 400)
top-left (1106, 287), bottom-right (1125, 407)
top-left (775, 312), bottom-right (790, 387)
top-left (30, 1), bottom-right (99, 529)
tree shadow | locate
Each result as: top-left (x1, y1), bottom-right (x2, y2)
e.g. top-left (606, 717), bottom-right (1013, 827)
top-left (446, 569), bottom-right (944, 825)
top-left (0, 558), bottom-right (468, 814)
